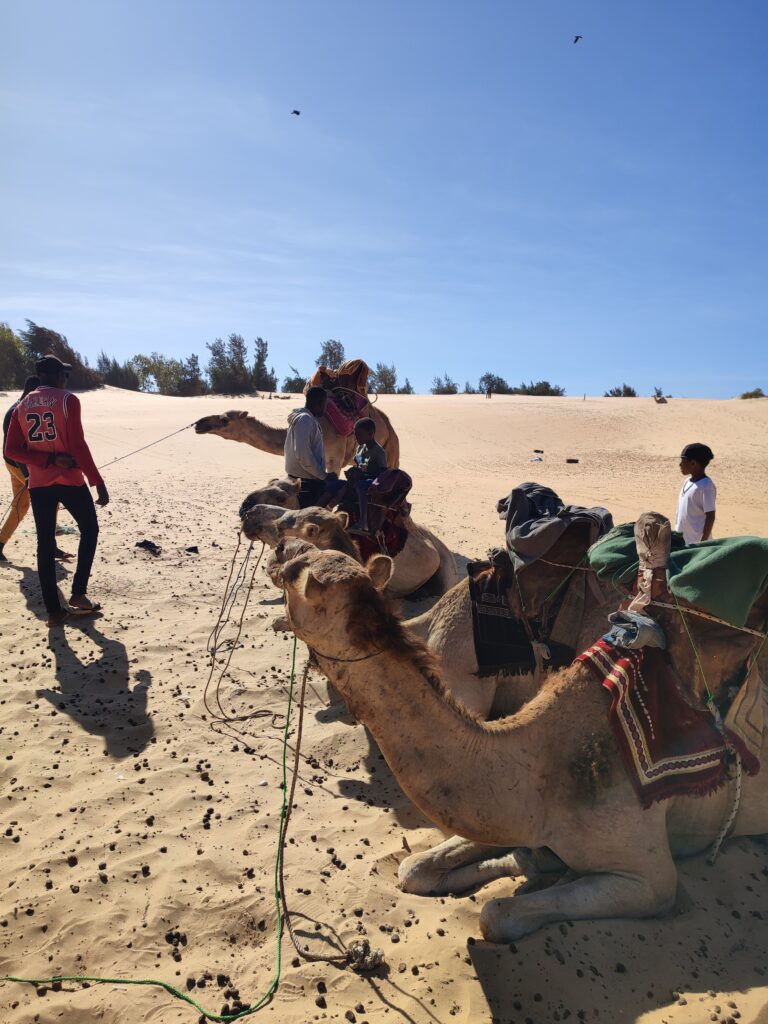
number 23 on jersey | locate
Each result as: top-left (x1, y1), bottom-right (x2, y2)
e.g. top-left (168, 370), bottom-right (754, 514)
top-left (26, 411), bottom-right (58, 442)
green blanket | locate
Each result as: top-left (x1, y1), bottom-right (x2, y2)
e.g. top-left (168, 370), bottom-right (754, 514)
top-left (588, 524), bottom-right (768, 628)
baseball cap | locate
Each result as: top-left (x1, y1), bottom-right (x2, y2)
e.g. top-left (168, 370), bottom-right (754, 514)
top-left (35, 353), bottom-right (72, 375)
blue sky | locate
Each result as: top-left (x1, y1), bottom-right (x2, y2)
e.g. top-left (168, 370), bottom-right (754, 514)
top-left (2, 1), bottom-right (766, 396)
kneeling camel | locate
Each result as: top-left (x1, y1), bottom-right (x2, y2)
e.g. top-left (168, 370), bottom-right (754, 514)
top-left (273, 541), bottom-right (768, 941)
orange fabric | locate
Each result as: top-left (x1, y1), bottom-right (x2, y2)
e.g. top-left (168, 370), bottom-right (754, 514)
top-left (0, 461), bottom-right (30, 545)
top-left (307, 359), bottom-right (370, 397)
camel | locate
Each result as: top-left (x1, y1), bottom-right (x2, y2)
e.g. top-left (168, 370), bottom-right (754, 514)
top-left (194, 405), bottom-right (399, 474)
top-left (404, 519), bottom-right (625, 716)
top-left (240, 499), bottom-right (458, 599)
top-left (271, 537), bottom-right (768, 941)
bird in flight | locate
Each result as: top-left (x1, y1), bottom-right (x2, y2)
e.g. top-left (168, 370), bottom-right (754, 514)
top-left (573, 35), bottom-right (582, 44)
top-left (291, 109), bottom-right (301, 116)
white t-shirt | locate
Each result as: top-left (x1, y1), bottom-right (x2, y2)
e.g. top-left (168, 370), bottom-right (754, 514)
top-left (676, 476), bottom-right (716, 545)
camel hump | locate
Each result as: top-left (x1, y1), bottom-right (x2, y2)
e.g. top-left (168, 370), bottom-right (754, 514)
top-left (630, 513), bottom-right (671, 611)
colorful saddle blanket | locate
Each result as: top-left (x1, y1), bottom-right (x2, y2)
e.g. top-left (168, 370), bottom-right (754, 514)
top-left (324, 392), bottom-right (369, 436)
top-left (576, 640), bottom-right (760, 808)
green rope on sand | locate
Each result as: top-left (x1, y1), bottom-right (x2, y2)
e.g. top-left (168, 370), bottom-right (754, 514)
top-left (0, 637), bottom-right (300, 1023)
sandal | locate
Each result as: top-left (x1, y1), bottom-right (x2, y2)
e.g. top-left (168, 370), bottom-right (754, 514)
top-left (68, 597), bottom-right (102, 614)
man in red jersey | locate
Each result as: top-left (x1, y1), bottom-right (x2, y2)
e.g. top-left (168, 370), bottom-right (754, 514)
top-left (4, 354), bottom-right (109, 625)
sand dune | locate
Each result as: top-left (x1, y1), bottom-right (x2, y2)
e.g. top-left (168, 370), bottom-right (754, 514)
top-left (1, 389), bottom-right (767, 1024)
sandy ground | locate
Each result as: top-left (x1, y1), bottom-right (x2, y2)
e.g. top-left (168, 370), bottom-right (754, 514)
top-left (1, 388), bottom-right (767, 1024)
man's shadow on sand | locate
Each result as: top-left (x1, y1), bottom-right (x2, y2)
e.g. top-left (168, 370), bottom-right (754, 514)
top-left (17, 566), bottom-right (154, 759)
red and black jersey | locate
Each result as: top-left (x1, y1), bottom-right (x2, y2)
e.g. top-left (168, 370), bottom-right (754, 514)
top-left (4, 386), bottom-right (104, 489)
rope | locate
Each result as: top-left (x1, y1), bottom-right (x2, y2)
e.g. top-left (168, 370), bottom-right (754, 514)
top-left (0, 422), bottom-right (195, 523)
top-left (649, 600), bottom-right (767, 639)
top-left (539, 554), bottom-right (589, 607)
top-left (203, 536), bottom-right (270, 724)
top-left (669, 589), bottom-right (716, 707)
top-left (279, 662), bottom-right (347, 964)
top-left (95, 422), bottom-right (195, 471)
top-left (0, 638), bottom-right (302, 1022)
top-left (708, 750), bottom-right (743, 864)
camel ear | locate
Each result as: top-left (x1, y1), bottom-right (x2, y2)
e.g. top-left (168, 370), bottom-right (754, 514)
top-left (336, 510), bottom-right (350, 529)
top-left (367, 554), bottom-right (393, 591)
top-left (304, 570), bottom-right (325, 603)
top-left (304, 523), bottom-right (320, 540)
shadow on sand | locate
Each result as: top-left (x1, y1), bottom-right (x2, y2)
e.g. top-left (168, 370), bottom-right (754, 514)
top-left (17, 566), bottom-right (154, 758)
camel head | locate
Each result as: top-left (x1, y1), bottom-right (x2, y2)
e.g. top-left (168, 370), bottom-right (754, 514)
top-left (266, 507), bottom-right (360, 558)
top-left (266, 538), bottom-right (316, 587)
top-left (277, 545), bottom-right (394, 655)
top-left (239, 477), bottom-right (300, 514)
top-left (239, 504), bottom-right (288, 546)
top-left (194, 409), bottom-right (249, 436)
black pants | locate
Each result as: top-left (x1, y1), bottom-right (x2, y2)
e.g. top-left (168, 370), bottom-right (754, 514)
top-left (30, 484), bottom-right (99, 613)
top-left (298, 478), bottom-right (326, 509)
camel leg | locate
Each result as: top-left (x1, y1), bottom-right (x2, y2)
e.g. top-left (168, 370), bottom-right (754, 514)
top-left (399, 835), bottom-right (529, 896)
top-left (479, 860), bottom-right (678, 942)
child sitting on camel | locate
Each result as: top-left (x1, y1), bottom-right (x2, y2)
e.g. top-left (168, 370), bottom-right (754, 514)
top-left (346, 418), bottom-right (388, 533)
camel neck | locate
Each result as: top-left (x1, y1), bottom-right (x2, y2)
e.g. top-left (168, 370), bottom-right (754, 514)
top-left (240, 417), bottom-right (287, 455)
top-left (320, 654), bottom-right (545, 845)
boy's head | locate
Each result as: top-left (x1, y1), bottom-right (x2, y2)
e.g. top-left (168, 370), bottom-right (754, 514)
top-left (21, 375), bottom-right (40, 398)
top-left (35, 353), bottom-right (71, 388)
top-left (305, 386), bottom-right (328, 417)
top-left (679, 442), bottom-right (714, 477)
top-left (354, 417), bottom-right (376, 444)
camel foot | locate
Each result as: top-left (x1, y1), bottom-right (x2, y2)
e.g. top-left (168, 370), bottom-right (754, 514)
top-left (478, 867), bottom-right (677, 942)
top-left (398, 836), bottom-right (527, 896)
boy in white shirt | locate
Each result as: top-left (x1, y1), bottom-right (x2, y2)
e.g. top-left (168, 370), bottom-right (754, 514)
top-left (676, 443), bottom-right (716, 545)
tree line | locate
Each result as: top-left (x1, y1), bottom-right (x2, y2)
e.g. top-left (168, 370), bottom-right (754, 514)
top-left (5, 322), bottom-right (754, 398)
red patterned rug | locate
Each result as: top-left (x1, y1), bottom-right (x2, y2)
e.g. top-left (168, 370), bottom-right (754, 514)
top-left (576, 640), bottom-right (759, 808)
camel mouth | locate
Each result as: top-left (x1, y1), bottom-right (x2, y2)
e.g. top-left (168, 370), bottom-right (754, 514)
top-left (239, 503), bottom-right (285, 545)
top-left (193, 418), bottom-right (213, 434)
top-left (239, 493), bottom-right (259, 518)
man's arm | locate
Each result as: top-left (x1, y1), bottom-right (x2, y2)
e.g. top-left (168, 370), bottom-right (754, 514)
top-left (65, 395), bottom-right (109, 505)
top-left (65, 395), bottom-right (105, 488)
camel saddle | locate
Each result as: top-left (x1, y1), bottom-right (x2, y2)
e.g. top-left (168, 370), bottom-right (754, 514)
top-left (340, 469), bottom-right (413, 560)
top-left (469, 523), bottom-right (608, 678)
top-left (307, 359), bottom-right (372, 435)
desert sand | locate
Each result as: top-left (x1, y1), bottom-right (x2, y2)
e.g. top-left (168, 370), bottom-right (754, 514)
top-left (1, 388), bottom-right (767, 1024)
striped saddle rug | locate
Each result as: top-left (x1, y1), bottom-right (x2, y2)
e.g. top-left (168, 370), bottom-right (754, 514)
top-left (576, 640), bottom-right (761, 808)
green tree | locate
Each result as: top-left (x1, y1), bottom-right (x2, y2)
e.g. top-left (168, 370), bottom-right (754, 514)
top-left (206, 333), bottom-right (252, 393)
top-left (131, 353), bottom-right (183, 395)
top-left (431, 373), bottom-right (458, 395)
top-left (282, 365), bottom-right (308, 393)
top-left (316, 339), bottom-right (345, 370)
top-left (740, 387), bottom-right (765, 399)
top-left (478, 372), bottom-right (510, 395)
top-left (96, 351), bottom-right (141, 391)
top-left (396, 378), bottom-right (414, 394)
top-left (0, 323), bottom-right (31, 389)
top-left (369, 362), bottom-right (397, 394)
top-left (512, 380), bottom-right (566, 396)
top-left (19, 320), bottom-right (101, 389)
top-left (253, 337), bottom-right (278, 391)
top-left (177, 354), bottom-right (207, 396)
top-left (604, 383), bottom-right (637, 398)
